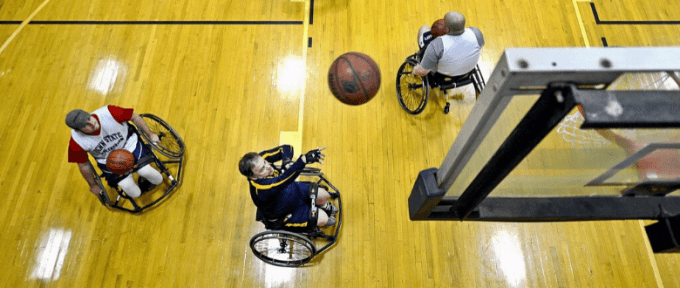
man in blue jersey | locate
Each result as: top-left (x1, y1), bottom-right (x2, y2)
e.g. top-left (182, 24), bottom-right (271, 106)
top-left (239, 145), bottom-right (337, 229)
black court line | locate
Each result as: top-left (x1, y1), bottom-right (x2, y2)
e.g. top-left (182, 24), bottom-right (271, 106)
top-left (310, 0), bottom-right (314, 25)
top-left (601, 37), bottom-right (608, 47)
top-left (590, 2), bottom-right (680, 25)
top-left (0, 20), bottom-right (303, 25)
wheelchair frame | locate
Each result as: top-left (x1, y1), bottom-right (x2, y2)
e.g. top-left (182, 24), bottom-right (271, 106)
top-left (249, 168), bottom-right (342, 267)
top-left (89, 114), bottom-right (185, 214)
top-left (396, 52), bottom-right (485, 114)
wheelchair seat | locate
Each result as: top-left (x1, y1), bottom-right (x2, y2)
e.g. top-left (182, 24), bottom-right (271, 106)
top-left (90, 114), bottom-right (185, 214)
top-left (249, 172), bottom-right (341, 267)
top-left (427, 71), bottom-right (475, 90)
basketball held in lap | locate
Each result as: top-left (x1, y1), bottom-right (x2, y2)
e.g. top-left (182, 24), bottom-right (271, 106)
top-left (106, 149), bottom-right (135, 175)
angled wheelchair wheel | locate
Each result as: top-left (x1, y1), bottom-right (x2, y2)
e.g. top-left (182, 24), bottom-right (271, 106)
top-left (88, 161), bottom-right (110, 207)
top-left (250, 230), bottom-right (317, 267)
top-left (471, 65), bottom-right (485, 99)
top-left (138, 114), bottom-right (185, 159)
top-left (396, 58), bottom-right (429, 115)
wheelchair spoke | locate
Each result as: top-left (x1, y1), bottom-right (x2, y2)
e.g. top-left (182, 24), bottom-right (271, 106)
top-left (250, 231), bottom-right (316, 267)
top-left (148, 122), bottom-right (180, 151)
top-left (396, 60), bottom-right (429, 115)
top-left (139, 114), bottom-right (185, 158)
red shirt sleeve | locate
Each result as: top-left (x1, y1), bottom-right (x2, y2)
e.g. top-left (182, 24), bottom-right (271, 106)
top-left (68, 138), bottom-right (89, 163)
top-left (107, 105), bottom-right (134, 123)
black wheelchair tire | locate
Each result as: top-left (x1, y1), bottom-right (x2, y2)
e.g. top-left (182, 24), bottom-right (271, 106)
top-left (396, 58), bottom-right (429, 115)
top-left (138, 114), bottom-right (185, 159)
top-left (250, 230), bottom-right (317, 267)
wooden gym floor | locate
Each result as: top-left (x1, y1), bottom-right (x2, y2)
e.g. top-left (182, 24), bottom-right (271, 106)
top-left (1, 0), bottom-right (679, 287)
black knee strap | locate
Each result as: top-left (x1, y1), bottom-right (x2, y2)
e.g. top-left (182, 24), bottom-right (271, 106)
top-left (308, 183), bottom-right (319, 229)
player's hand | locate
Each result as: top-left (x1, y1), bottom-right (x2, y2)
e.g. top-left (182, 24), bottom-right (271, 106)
top-left (148, 132), bottom-right (160, 145)
top-left (303, 147), bottom-right (326, 164)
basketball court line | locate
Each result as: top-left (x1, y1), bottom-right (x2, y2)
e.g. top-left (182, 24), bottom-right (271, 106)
top-left (570, 2), bottom-right (663, 286)
top-left (639, 220), bottom-right (665, 288)
top-left (0, 0), bottom-right (53, 56)
top-left (572, 0), bottom-right (591, 47)
top-left (11, 20), bottom-right (303, 25)
top-left (279, 0), bottom-right (310, 154)
top-left (589, 2), bottom-right (680, 25)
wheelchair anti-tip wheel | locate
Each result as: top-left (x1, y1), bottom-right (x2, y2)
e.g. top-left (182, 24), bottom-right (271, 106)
top-left (250, 230), bottom-right (317, 267)
top-left (396, 57), bottom-right (429, 115)
top-left (138, 114), bottom-right (185, 159)
top-left (471, 65), bottom-right (486, 99)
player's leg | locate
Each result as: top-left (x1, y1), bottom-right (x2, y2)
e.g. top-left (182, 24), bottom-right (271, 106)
top-left (137, 165), bottom-right (163, 185)
top-left (300, 183), bottom-right (336, 226)
top-left (118, 175), bottom-right (143, 198)
top-left (96, 162), bottom-right (141, 197)
top-left (315, 187), bottom-right (330, 206)
top-left (131, 137), bottom-right (163, 186)
top-left (317, 209), bottom-right (335, 227)
top-left (314, 186), bottom-right (338, 217)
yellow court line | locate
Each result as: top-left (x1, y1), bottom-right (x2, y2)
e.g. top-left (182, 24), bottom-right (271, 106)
top-left (279, 0), bottom-right (310, 154)
top-left (638, 220), bottom-right (665, 288)
top-left (0, 0), bottom-right (53, 55)
top-left (572, 0), bottom-right (591, 47)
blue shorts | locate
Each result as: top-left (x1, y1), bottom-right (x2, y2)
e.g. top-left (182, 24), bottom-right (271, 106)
top-left (97, 138), bottom-right (151, 187)
top-left (282, 182), bottom-right (313, 230)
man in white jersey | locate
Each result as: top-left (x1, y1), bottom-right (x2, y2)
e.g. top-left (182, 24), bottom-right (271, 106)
top-left (413, 11), bottom-right (484, 78)
top-left (66, 105), bottom-right (163, 199)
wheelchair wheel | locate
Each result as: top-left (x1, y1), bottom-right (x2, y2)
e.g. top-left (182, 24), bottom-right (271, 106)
top-left (471, 65), bottom-right (485, 99)
top-left (396, 58), bottom-right (429, 115)
top-left (250, 230), bottom-right (316, 267)
top-left (138, 114), bottom-right (185, 159)
top-left (88, 161), bottom-right (110, 206)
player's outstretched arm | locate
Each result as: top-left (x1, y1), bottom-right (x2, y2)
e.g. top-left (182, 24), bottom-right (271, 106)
top-left (77, 162), bottom-right (102, 196)
top-left (260, 145), bottom-right (294, 164)
top-left (131, 113), bottom-right (159, 143)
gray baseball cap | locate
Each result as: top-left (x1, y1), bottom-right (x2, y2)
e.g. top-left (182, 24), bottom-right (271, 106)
top-left (65, 109), bottom-right (90, 130)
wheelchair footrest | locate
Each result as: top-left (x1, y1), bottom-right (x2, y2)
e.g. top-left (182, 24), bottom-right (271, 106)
top-left (138, 177), bottom-right (157, 194)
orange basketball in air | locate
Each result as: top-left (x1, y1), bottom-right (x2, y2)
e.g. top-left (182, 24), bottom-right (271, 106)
top-left (328, 52), bottom-right (381, 106)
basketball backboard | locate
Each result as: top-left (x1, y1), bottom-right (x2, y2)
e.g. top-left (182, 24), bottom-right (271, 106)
top-left (408, 47), bottom-right (680, 222)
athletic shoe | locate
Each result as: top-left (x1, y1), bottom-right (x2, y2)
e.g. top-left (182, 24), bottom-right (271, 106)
top-left (323, 216), bottom-right (337, 227)
top-left (323, 203), bottom-right (338, 217)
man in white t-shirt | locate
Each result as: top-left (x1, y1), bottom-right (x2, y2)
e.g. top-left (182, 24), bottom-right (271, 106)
top-left (66, 105), bottom-right (163, 199)
top-left (414, 11), bottom-right (484, 78)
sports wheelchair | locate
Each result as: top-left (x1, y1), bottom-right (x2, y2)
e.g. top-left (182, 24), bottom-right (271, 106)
top-left (249, 167), bottom-right (342, 267)
top-left (88, 114), bottom-right (185, 213)
top-left (396, 50), bottom-right (485, 114)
